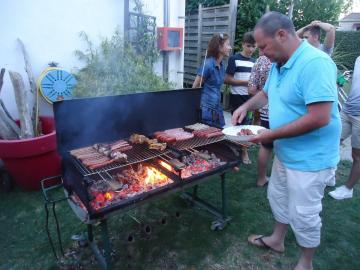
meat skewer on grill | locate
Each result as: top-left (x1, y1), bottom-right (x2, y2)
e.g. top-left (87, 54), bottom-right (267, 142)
top-left (130, 133), bottom-right (167, 151)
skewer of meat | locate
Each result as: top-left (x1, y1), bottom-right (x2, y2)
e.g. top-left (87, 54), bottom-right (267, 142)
top-left (77, 152), bottom-right (105, 161)
top-left (70, 147), bottom-right (96, 156)
top-left (88, 160), bottom-right (115, 170)
top-left (83, 157), bottom-right (111, 166)
top-left (110, 140), bottom-right (131, 150)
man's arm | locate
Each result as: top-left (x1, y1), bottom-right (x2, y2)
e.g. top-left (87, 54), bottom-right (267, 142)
top-left (312, 21), bottom-right (335, 50)
top-left (231, 90), bottom-right (268, 125)
top-left (224, 74), bottom-right (249, 86)
top-left (250, 102), bottom-right (332, 144)
top-left (296, 25), bottom-right (307, 38)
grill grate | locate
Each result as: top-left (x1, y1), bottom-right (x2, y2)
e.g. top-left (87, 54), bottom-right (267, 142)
top-left (169, 136), bottom-right (225, 150)
top-left (71, 144), bottom-right (171, 177)
top-left (70, 136), bottom-right (247, 177)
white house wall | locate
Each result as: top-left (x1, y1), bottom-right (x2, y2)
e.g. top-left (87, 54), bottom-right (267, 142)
top-left (139, 0), bottom-right (185, 88)
top-left (0, 0), bottom-right (124, 118)
top-left (0, 0), bottom-right (185, 119)
top-left (338, 21), bottom-right (358, 31)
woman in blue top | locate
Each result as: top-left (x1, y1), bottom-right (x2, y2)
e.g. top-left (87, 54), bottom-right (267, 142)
top-left (192, 33), bottom-right (232, 128)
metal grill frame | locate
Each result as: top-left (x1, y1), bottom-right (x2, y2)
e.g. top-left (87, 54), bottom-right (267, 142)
top-left (51, 89), bottom-right (246, 270)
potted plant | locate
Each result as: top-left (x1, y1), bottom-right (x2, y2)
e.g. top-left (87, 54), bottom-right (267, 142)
top-left (0, 40), bottom-right (61, 190)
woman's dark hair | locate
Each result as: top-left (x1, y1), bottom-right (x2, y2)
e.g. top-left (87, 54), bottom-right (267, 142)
top-left (207, 33), bottom-right (229, 58)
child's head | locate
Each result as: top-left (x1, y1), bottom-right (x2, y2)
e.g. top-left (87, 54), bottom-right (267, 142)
top-left (242, 31), bottom-right (256, 57)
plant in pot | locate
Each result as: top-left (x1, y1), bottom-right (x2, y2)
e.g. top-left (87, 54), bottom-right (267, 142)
top-left (0, 40), bottom-right (61, 191)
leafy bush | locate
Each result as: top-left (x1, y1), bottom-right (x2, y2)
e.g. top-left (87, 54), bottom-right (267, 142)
top-left (333, 31), bottom-right (360, 71)
top-left (72, 30), bottom-right (173, 98)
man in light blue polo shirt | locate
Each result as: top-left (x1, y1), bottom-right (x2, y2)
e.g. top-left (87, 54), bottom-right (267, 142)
top-left (232, 12), bottom-right (341, 270)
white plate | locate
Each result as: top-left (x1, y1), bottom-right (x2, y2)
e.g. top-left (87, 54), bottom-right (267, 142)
top-left (222, 125), bottom-right (266, 142)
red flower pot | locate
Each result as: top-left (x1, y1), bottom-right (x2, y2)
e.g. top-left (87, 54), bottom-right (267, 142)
top-left (0, 116), bottom-right (61, 190)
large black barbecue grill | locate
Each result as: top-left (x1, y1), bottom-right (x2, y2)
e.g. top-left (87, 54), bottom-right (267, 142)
top-left (43, 88), bottom-right (242, 269)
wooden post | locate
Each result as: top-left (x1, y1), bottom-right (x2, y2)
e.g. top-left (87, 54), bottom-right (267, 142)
top-left (0, 69), bottom-right (20, 139)
top-left (196, 4), bottom-right (203, 67)
top-left (9, 71), bottom-right (34, 138)
top-left (17, 39), bottom-right (38, 136)
top-left (0, 68), bottom-right (5, 91)
top-left (228, 0), bottom-right (239, 51)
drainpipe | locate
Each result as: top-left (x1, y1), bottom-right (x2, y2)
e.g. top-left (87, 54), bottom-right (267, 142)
top-left (162, 0), bottom-right (169, 82)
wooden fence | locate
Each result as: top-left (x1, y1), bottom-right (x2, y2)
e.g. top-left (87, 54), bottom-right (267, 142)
top-left (183, 1), bottom-right (238, 86)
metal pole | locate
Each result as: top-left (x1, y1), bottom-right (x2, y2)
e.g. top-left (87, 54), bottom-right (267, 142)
top-left (221, 173), bottom-right (227, 218)
top-left (124, 0), bottom-right (129, 41)
top-left (288, 0), bottom-right (295, 20)
top-left (192, 185), bottom-right (198, 200)
top-left (228, 0), bottom-right (239, 50)
top-left (162, 0), bottom-right (170, 82)
top-left (101, 219), bottom-right (112, 270)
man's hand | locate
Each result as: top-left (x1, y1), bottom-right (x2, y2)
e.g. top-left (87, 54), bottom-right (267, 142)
top-left (248, 128), bottom-right (273, 144)
top-left (310, 20), bottom-right (322, 27)
top-left (231, 105), bottom-right (247, 125)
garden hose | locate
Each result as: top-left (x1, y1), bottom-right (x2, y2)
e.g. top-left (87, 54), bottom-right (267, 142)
top-left (36, 67), bottom-right (77, 134)
top-left (36, 67), bottom-right (77, 104)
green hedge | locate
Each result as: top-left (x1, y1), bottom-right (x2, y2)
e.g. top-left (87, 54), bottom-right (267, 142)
top-left (333, 31), bottom-right (360, 71)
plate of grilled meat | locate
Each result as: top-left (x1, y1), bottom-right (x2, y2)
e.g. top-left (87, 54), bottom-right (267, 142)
top-left (222, 125), bottom-right (266, 142)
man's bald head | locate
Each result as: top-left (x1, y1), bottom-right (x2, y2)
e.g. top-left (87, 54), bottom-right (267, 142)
top-left (255, 11), bottom-right (296, 37)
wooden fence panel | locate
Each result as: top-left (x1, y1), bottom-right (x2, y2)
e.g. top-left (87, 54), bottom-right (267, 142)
top-left (183, 1), bottom-right (238, 86)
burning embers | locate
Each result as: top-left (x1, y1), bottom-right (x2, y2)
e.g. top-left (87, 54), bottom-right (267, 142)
top-left (88, 164), bottom-right (173, 211)
top-left (159, 150), bottom-right (226, 179)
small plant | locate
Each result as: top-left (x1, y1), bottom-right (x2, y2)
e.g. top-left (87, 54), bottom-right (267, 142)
top-left (72, 30), bottom-right (173, 98)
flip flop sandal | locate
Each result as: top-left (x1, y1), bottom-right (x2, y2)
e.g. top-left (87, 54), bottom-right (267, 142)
top-left (247, 234), bottom-right (284, 253)
top-left (256, 177), bottom-right (269, 187)
top-left (242, 158), bottom-right (252, 165)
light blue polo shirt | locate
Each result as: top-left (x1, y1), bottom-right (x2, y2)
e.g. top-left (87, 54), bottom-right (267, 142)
top-left (264, 41), bottom-right (341, 171)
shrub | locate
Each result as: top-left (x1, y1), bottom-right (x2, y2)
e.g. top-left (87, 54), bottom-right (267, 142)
top-left (333, 31), bottom-right (360, 71)
top-left (72, 30), bottom-right (173, 98)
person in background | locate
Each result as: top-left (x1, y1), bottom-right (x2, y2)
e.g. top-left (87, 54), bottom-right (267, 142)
top-left (248, 53), bottom-right (272, 187)
top-left (329, 56), bottom-right (360, 200)
top-left (232, 12), bottom-right (341, 270)
top-left (192, 33), bottom-right (232, 128)
top-left (224, 31), bottom-right (256, 164)
top-left (296, 20), bottom-right (335, 56)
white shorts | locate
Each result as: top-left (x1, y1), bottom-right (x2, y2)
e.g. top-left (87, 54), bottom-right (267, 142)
top-left (267, 157), bottom-right (335, 248)
top-left (341, 111), bottom-right (360, 149)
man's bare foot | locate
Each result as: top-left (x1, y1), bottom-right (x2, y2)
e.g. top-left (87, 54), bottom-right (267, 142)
top-left (248, 235), bottom-right (285, 253)
top-left (242, 151), bottom-right (251, 165)
top-left (256, 177), bottom-right (269, 187)
top-left (294, 263), bottom-right (313, 270)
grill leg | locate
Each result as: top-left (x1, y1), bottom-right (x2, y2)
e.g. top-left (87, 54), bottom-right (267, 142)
top-left (101, 219), bottom-right (112, 269)
top-left (52, 202), bottom-right (64, 256)
top-left (44, 203), bottom-right (58, 259)
top-left (221, 173), bottom-right (227, 218)
top-left (87, 221), bottom-right (112, 270)
top-left (192, 185), bottom-right (198, 203)
top-left (181, 173), bottom-right (231, 231)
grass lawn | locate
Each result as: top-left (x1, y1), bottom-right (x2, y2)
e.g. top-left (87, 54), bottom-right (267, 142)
top-left (0, 148), bottom-right (359, 270)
